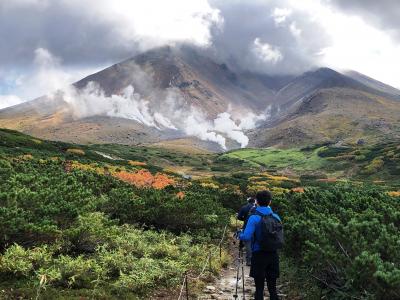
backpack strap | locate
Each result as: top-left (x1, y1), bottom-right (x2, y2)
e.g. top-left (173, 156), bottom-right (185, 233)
top-left (254, 210), bottom-right (281, 222)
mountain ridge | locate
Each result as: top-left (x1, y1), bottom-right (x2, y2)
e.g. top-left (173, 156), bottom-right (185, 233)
top-left (1, 45), bottom-right (400, 150)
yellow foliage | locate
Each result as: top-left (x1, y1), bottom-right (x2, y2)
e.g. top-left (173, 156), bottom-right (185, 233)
top-left (260, 172), bottom-right (271, 177)
top-left (200, 182), bottom-right (219, 189)
top-left (71, 161), bottom-right (97, 172)
top-left (18, 154), bottom-right (33, 160)
top-left (252, 180), bottom-right (270, 186)
top-left (31, 138), bottom-right (42, 144)
top-left (373, 180), bottom-right (385, 184)
top-left (364, 157), bottom-right (384, 174)
top-left (266, 174), bottom-right (290, 181)
top-left (247, 184), bottom-right (269, 194)
top-left (221, 184), bottom-right (242, 194)
top-left (69, 161), bottom-right (120, 175)
top-left (249, 176), bottom-right (264, 181)
top-left (270, 187), bottom-right (289, 195)
top-left (66, 148), bottom-right (85, 156)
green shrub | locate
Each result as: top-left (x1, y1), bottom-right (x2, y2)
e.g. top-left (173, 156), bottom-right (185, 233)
top-left (363, 157), bottom-right (385, 174)
top-left (274, 185), bottom-right (400, 299)
top-left (355, 154), bottom-right (366, 161)
top-left (0, 244), bottom-right (53, 277)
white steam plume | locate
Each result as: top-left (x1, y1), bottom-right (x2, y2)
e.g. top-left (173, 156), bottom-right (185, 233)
top-left (57, 81), bottom-right (267, 149)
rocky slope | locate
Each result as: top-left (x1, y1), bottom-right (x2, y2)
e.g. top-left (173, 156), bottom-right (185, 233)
top-left (1, 45), bottom-right (400, 150)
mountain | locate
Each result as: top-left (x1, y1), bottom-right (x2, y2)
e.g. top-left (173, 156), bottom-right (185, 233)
top-left (250, 87), bottom-right (400, 147)
top-left (250, 68), bottom-right (400, 147)
top-left (0, 46), bottom-right (291, 149)
top-left (272, 68), bottom-right (400, 113)
top-left (74, 46), bottom-right (287, 115)
top-left (1, 45), bottom-right (400, 150)
top-left (344, 70), bottom-right (400, 99)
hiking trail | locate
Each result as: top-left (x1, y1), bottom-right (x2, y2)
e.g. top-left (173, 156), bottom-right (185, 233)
top-left (198, 239), bottom-right (290, 300)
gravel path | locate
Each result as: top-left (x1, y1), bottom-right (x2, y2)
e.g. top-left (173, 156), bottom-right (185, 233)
top-left (199, 240), bottom-right (288, 300)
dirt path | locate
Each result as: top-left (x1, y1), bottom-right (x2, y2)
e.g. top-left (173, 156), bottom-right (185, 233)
top-left (199, 239), bottom-right (289, 300)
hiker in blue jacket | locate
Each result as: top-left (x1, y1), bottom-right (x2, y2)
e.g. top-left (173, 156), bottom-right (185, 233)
top-left (239, 190), bottom-right (281, 300)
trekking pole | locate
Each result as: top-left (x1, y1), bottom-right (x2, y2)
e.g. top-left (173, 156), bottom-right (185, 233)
top-left (240, 247), bottom-right (246, 300)
top-left (235, 216), bottom-right (238, 230)
top-left (208, 249), bottom-right (212, 272)
top-left (233, 245), bottom-right (241, 299)
top-left (219, 241), bottom-right (222, 263)
top-left (184, 271), bottom-right (189, 300)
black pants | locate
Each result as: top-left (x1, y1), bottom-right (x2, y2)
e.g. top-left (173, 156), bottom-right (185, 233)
top-left (250, 251), bottom-right (279, 300)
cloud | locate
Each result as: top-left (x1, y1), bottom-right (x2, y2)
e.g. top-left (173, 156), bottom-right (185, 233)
top-left (0, 0), bottom-right (221, 68)
top-left (2, 0), bottom-right (400, 104)
top-left (289, 22), bottom-right (302, 38)
top-left (0, 47), bottom-right (70, 106)
top-left (0, 47), bottom-right (97, 107)
top-left (0, 0), bottom-right (222, 104)
top-left (326, 0), bottom-right (400, 41)
top-left (252, 38), bottom-right (283, 64)
top-left (207, 0), bottom-right (330, 74)
top-left (0, 0), bottom-right (330, 84)
top-left (290, 0), bottom-right (400, 89)
top-left (0, 95), bottom-right (23, 109)
top-left (271, 7), bottom-right (292, 25)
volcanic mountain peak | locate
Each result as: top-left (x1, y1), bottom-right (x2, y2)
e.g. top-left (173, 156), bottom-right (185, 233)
top-left (73, 45), bottom-right (277, 115)
top-left (1, 45), bottom-right (400, 150)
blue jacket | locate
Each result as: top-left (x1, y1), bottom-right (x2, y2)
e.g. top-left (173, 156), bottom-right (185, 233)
top-left (239, 206), bottom-right (281, 252)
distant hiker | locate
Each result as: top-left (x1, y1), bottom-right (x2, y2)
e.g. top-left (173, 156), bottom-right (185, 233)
top-left (239, 190), bottom-right (283, 300)
top-left (237, 197), bottom-right (256, 266)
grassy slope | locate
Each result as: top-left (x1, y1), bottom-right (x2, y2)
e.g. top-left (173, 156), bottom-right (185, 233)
top-left (3, 127), bottom-right (400, 186)
top-left (225, 147), bottom-right (328, 171)
top-left (0, 128), bottom-right (256, 178)
top-left (224, 142), bottom-right (400, 187)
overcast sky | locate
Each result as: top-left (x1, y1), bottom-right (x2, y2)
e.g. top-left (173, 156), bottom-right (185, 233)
top-left (1, 0), bottom-right (400, 109)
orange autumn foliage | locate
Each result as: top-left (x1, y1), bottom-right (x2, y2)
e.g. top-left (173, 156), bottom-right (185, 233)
top-left (114, 169), bottom-right (175, 189)
top-left (152, 173), bottom-right (175, 189)
top-left (291, 187), bottom-right (305, 193)
top-left (388, 191), bottom-right (400, 197)
top-left (176, 191), bottom-right (185, 199)
top-left (128, 160), bottom-right (147, 166)
top-left (317, 178), bottom-right (337, 183)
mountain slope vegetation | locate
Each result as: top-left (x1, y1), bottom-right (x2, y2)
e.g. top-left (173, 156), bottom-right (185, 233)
top-left (0, 129), bottom-right (400, 299)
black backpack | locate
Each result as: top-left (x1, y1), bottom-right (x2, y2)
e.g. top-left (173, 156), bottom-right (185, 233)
top-left (254, 211), bottom-right (284, 251)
